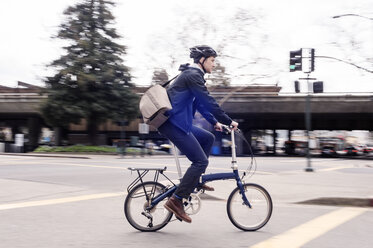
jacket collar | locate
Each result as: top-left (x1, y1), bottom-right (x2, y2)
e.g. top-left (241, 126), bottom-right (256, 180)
top-left (189, 63), bottom-right (205, 76)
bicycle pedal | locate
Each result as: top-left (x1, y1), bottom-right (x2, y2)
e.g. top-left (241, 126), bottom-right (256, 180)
top-left (175, 216), bottom-right (183, 222)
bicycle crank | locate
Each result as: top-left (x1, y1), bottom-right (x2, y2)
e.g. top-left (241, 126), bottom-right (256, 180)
top-left (184, 193), bottom-right (201, 215)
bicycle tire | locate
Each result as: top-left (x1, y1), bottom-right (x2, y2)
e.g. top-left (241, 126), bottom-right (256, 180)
top-left (124, 181), bottom-right (173, 232)
top-left (227, 183), bottom-right (272, 231)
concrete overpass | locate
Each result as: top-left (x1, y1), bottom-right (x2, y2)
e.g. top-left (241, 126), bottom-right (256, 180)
top-left (2, 91), bottom-right (373, 131)
top-left (1, 85), bottom-right (373, 151)
top-left (0, 91), bottom-right (46, 150)
top-left (216, 93), bottom-right (373, 131)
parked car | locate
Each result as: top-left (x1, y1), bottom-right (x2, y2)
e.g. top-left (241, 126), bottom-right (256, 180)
top-left (321, 145), bottom-right (336, 157)
top-left (360, 144), bottom-right (373, 154)
top-left (343, 146), bottom-right (361, 156)
top-left (366, 145), bottom-right (373, 153)
top-left (159, 143), bottom-right (171, 153)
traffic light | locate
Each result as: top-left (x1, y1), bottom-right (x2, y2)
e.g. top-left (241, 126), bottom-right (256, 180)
top-left (294, 80), bottom-right (300, 93)
top-left (313, 81), bottom-right (323, 93)
top-left (310, 48), bottom-right (315, 72)
top-left (289, 49), bottom-right (302, 72)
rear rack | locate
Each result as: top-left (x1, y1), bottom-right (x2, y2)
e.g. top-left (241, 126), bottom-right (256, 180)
top-left (127, 167), bottom-right (175, 193)
top-left (128, 167), bottom-right (167, 172)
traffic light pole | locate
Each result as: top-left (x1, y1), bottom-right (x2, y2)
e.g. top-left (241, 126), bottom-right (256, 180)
top-left (305, 87), bottom-right (313, 172)
top-left (299, 75), bottom-right (315, 172)
top-left (290, 48), bottom-right (316, 172)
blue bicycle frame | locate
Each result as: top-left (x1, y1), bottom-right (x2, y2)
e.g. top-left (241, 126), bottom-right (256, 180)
top-left (148, 127), bottom-right (252, 209)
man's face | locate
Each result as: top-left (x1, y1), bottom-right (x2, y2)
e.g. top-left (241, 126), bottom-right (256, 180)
top-left (200, 56), bottom-right (215, 73)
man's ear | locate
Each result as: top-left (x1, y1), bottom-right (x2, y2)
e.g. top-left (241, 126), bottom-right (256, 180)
top-left (198, 57), bottom-right (205, 64)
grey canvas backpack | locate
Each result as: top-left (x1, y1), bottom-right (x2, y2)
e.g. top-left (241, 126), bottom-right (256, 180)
top-left (139, 75), bottom-right (178, 128)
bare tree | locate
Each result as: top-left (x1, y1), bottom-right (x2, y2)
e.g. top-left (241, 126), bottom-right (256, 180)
top-left (146, 6), bottom-right (281, 87)
top-left (151, 68), bottom-right (169, 85)
top-left (328, 16), bottom-right (373, 74)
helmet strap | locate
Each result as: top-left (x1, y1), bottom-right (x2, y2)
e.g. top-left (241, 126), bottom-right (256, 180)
top-left (198, 57), bottom-right (207, 73)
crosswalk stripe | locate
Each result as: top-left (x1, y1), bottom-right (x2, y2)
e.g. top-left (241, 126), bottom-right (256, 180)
top-left (0, 192), bottom-right (125, 211)
top-left (250, 207), bottom-right (367, 248)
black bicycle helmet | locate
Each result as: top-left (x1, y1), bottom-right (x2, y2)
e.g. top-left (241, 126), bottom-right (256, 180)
top-left (189, 45), bottom-right (218, 60)
top-left (189, 45), bottom-right (217, 73)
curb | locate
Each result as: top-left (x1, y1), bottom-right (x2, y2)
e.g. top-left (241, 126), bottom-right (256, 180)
top-left (0, 153), bottom-right (175, 160)
top-left (0, 153), bottom-right (90, 159)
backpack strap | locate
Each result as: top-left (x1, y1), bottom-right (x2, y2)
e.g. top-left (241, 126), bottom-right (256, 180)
top-left (161, 74), bottom-right (179, 87)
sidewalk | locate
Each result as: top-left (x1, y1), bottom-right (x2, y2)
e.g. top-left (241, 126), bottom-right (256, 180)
top-left (0, 152), bottom-right (92, 159)
top-left (0, 152), bottom-right (173, 159)
top-left (2, 151), bottom-right (373, 160)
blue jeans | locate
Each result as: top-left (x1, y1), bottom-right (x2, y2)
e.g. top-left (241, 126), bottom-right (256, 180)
top-left (158, 120), bottom-right (215, 199)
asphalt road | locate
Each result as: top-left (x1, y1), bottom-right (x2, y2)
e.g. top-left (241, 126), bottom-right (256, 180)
top-left (1, 154), bottom-right (372, 248)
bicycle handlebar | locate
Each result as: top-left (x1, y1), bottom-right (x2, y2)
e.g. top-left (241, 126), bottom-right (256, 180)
top-left (221, 125), bottom-right (240, 134)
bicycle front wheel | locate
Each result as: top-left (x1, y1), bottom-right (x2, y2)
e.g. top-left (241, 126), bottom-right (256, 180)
top-left (227, 183), bottom-right (272, 231)
top-left (124, 181), bottom-right (172, 232)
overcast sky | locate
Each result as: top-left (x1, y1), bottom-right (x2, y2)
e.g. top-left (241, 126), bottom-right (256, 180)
top-left (0, 0), bottom-right (372, 93)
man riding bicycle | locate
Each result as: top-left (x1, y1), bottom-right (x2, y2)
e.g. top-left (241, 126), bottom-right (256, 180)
top-left (158, 45), bottom-right (238, 223)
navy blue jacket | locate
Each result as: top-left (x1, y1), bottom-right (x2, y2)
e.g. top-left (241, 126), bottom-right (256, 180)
top-left (167, 64), bottom-right (232, 133)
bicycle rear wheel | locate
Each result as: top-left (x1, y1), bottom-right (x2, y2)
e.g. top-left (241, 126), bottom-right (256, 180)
top-left (124, 181), bottom-right (172, 232)
top-left (227, 183), bottom-right (272, 231)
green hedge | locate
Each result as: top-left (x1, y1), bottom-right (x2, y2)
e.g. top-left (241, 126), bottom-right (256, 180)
top-left (34, 145), bottom-right (117, 153)
top-left (33, 145), bottom-right (169, 155)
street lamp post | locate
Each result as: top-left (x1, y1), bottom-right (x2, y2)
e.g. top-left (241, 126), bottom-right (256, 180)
top-left (332, 14), bottom-right (373, 21)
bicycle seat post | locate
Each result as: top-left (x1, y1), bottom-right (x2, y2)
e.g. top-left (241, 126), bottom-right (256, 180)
top-left (231, 128), bottom-right (238, 170)
top-left (171, 142), bottom-right (183, 181)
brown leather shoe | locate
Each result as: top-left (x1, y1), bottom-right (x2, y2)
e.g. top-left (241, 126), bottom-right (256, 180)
top-left (164, 196), bottom-right (192, 223)
top-left (201, 184), bottom-right (215, 191)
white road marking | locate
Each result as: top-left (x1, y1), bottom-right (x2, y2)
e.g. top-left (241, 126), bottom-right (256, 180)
top-left (250, 207), bottom-right (367, 248)
top-left (0, 192), bottom-right (125, 211)
top-left (317, 165), bottom-right (355, 172)
top-left (0, 160), bottom-right (272, 175)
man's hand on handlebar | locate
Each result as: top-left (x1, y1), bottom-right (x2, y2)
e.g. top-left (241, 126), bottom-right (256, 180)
top-left (214, 122), bottom-right (224, 132)
top-left (230, 121), bottom-right (239, 131)
top-left (214, 121), bottom-right (239, 132)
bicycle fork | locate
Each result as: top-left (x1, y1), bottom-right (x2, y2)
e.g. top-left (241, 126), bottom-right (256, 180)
top-left (229, 127), bottom-right (252, 209)
top-left (231, 170), bottom-right (252, 208)
top-left (237, 180), bottom-right (252, 208)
